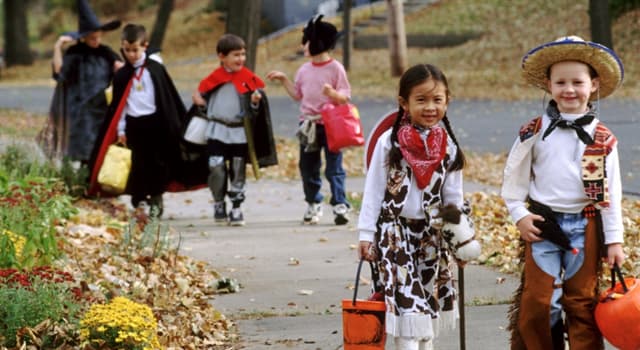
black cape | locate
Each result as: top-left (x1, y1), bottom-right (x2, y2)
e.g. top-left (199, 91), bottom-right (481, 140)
top-left (38, 42), bottom-right (120, 162)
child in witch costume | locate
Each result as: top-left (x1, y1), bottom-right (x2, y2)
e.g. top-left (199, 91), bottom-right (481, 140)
top-left (39, 0), bottom-right (122, 165)
top-left (502, 36), bottom-right (626, 349)
top-left (88, 24), bottom-right (189, 217)
top-left (191, 33), bottom-right (277, 226)
top-left (267, 15), bottom-right (352, 225)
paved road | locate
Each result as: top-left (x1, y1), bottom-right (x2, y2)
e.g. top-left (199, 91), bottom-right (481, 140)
top-left (1, 85), bottom-right (639, 194)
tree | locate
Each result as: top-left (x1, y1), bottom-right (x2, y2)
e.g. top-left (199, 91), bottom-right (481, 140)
top-left (225, 0), bottom-right (262, 71)
top-left (149, 0), bottom-right (175, 51)
top-left (342, 0), bottom-right (353, 71)
top-left (386, 0), bottom-right (407, 76)
top-left (3, 0), bottom-right (34, 66)
top-left (589, 0), bottom-right (613, 49)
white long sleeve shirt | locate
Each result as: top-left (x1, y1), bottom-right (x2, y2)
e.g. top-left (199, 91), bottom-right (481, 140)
top-left (357, 129), bottom-right (464, 242)
top-left (502, 113), bottom-right (624, 244)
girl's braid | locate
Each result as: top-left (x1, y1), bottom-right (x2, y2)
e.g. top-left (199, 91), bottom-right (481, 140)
top-left (442, 113), bottom-right (466, 171)
top-left (387, 107), bottom-right (405, 170)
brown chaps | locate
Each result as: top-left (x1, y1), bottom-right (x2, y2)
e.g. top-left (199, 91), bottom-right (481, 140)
top-left (512, 216), bottom-right (603, 350)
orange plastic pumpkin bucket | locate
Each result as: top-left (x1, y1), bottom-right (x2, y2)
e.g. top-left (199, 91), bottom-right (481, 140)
top-left (342, 259), bottom-right (386, 350)
top-left (594, 264), bottom-right (640, 350)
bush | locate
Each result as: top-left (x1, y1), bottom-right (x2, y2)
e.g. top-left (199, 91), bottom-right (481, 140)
top-left (0, 177), bottom-right (77, 269)
top-left (79, 297), bottom-right (161, 350)
top-left (0, 266), bottom-right (85, 348)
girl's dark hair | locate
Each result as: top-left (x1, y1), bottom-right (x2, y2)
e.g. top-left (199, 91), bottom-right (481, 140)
top-left (387, 63), bottom-right (466, 171)
top-left (121, 24), bottom-right (147, 43)
top-left (216, 33), bottom-right (245, 55)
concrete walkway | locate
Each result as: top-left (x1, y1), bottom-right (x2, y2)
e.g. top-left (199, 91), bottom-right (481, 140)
top-left (162, 177), bottom-right (527, 349)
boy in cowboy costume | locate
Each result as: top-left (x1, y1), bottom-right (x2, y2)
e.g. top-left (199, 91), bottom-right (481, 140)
top-left (502, 36), bottom-right (626, 349)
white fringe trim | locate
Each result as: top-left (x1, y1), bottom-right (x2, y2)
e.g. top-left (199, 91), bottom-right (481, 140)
top-left (385, 309), bottom-right (459, 339)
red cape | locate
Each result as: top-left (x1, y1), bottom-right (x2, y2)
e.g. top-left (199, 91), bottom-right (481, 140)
top-left (198, 66), bottom-right (265, 94)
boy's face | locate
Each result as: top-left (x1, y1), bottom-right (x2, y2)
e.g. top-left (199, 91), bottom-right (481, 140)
top-left (219, 48), bottom-right (246, 72)
top-left (121, 39), bottom-right (148, 65)
top-left (547, 61), bottom-right (599, 114)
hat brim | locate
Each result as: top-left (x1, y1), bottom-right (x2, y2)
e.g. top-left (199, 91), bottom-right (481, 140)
top-left (521, 40), bottom-right (624, 100)
top-left (69, 19), bottom-right (121, 40)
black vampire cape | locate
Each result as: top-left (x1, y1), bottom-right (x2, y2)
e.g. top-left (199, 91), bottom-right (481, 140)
top-left (88, 55), bottom-right (207, 196)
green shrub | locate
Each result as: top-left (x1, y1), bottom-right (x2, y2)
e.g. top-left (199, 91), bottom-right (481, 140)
top-left (0, 266), bottom-right (85, 348)
top-left (0, 177), bottom-right (76, 269)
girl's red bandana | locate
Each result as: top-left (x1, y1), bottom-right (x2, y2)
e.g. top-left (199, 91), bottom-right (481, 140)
top-left (398, 122), bottom-right (447, 189)
top-left (198, 66), bottom-right (265, 94)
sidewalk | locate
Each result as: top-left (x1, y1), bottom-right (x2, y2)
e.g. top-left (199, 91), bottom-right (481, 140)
top-left (162, 177), bottom-right (524, 349)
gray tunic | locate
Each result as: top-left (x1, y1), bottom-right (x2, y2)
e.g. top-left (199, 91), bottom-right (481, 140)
top-left (206, 83), bottom-right (247, 144)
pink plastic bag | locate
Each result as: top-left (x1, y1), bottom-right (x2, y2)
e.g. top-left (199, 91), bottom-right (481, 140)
top-left (321, 103), bottom-right (365, 152)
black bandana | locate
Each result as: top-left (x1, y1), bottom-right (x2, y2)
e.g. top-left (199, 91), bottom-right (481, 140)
top-left (542, 100), bottom-right (596, 145)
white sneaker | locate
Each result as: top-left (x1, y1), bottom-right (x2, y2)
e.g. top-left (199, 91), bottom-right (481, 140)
top-left (303, 203), bottom-right (323, 224)
top-left (333, 203), bottom-right (350, 225)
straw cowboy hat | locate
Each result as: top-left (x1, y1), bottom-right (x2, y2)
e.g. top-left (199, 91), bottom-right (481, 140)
top-left (67, 0), bottom-right (121, 40)
top-left (521, 35), bottom-right (624, 100)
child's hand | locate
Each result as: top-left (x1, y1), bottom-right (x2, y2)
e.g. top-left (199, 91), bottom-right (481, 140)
top-left (322, 83), bottom-right (335, 97)
top-left (516, 214), bottom-right (544, 242)
top-left (266, 70), bottom-right (286, 83)
top-left (251, 90), bottom-right (262, 104)
top-left (55, 35), bottom-right (75, 49)
top-left (192, 91), bottom-right (206, 106)
top-left (605, 243), bottom-right (625, 268)
top-left (117, 135), bottom-right (127, 146)
top-left (359, 241), bottom-right (374, 261)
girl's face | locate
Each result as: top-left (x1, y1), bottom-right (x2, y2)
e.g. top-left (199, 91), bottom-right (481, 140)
top-left (219, 48), bottom-right (246, 72)
top-left (121, 39), bottom-right (148, 65)
top-left (83, 31), bottom-right (102, 48)
top-left (547, 61), bottom-right (599, 114)
top-left (398, 78), bottom-right (448, 128)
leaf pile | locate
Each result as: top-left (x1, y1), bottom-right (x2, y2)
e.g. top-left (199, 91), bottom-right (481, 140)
top-left (468, 191), bottom-right (640, 281)
top-left (60, 199), bottom-right (237, 349)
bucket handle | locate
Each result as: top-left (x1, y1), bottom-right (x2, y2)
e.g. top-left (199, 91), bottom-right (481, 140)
top-left (352, 258), bottom-right (381, 306)
top-left (611, 263), bottom-right (629, 293)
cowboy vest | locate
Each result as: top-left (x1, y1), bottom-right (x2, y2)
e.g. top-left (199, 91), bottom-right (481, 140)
top-left (517, 116), bottom-right (616, 208)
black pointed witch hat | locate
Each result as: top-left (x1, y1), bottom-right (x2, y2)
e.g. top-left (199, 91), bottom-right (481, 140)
top-left (67, 0), bottom-right (121, 39)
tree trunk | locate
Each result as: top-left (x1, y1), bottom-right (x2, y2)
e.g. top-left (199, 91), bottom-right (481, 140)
top-left (226, 0), bottom-right (262, 71)
top-left (342, 0), bottom-right (353, 71)
top-left (3, 0), bottom-right (33, 66)
top-left (386, 0), bottom-right (407, 76)
top-left (589, 0), bottom-right (613, 49)
top-left (149, 0), bottom-right (175, 51)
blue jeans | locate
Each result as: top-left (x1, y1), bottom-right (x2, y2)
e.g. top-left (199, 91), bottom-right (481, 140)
top-left (299, 124), bottom-right (348, 206)
top-left (531, 211), bottom-right (587, 326)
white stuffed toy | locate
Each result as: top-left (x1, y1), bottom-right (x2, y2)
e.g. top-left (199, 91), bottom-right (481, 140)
top-left (437, 204), bottom-right (481, 261)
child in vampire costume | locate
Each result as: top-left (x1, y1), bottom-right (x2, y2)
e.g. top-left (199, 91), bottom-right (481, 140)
top-left (190, 33), bottom-right (277, 225)
top-left (88, 24), bottom-right (205, 216)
